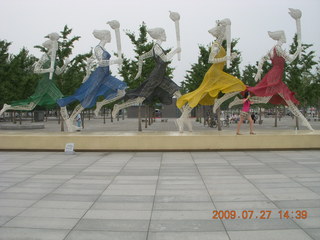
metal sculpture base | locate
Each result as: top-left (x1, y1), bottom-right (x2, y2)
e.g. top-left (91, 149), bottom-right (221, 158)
top-left (0, 129), bottom-right (318, 151)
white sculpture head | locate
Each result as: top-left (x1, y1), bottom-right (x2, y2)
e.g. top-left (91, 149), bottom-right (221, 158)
top-left (93, 30), bottom-right (111, 42)
top-left (219, 18), bottom-right (231, 28)
top-left (48, 32), bottom-right (60, 41)
top-left (42, 39), bottom-right (53, 50)
top-left (107, 20), bottom-right (120, 30)
top-left (268, 30), bottom-right (286, 43)
top-left (208, 18), bottom-right (230, 40)
top-left (147, 28), bottom-right (166, 42)
top-left (208, 18), bottom-right (232, 66)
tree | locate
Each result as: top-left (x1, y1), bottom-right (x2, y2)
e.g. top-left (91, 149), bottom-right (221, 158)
top-left (0, 40), bottom-right (12, 106)
top-left (181, 44), bottom-right (210, 94)
top-left (0, 41), bottom-right (39, 107)
top-left (241, 64), bottom-right (257, 87)
top-left (7, 48), bottom-right (39, 101)
top-left (305, 60), bottom-right (320, 117)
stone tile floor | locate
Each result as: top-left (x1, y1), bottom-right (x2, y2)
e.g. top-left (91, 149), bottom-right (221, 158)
top-left (0, 150), bottom-right (319, 240)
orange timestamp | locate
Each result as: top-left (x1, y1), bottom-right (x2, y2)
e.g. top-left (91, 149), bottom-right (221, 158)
top-left (212, 210), bottom-right (308, 220)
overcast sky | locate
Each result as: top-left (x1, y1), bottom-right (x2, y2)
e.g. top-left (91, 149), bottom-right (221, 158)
top-left (1, 0), bottom-right (319, 84)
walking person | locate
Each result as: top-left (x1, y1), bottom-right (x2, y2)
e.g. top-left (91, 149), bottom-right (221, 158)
top-left (236, 91), bottom-right (255, 135)
top-left (75, 113), bottom-right (82, 131)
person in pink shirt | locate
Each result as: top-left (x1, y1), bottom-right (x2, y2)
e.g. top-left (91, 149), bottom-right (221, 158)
top-left (236, 91), bottom-right (255, 135)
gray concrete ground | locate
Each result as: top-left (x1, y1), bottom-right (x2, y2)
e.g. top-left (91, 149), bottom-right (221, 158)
top-left (0, 150), bottom-right (320, 240)
top-left (0, 116), bottom-right (319, 239)
top-left (1, 115), bottom-right (320, 133)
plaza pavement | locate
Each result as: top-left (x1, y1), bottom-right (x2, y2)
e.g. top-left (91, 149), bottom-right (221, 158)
top-left (0, 150), bottom-right (320, 240)
top-left (0, 116), bottom-right (320, 239)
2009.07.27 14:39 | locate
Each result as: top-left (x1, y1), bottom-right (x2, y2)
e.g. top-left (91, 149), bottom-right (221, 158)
top-left (212, 210), bottom-right (308, 219)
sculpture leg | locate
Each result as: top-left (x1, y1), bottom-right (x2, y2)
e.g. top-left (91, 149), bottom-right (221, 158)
top-left (0, 104), bottom-right (12, 116)
top-left (213, 92), bottom-right (239, 113)
top-left (250, 96), bottom-right (272, 104)
top-left (60, 106), bottom-right (69, 121)
top-left (65, 104), bottom-right (84, 132)
top-left (173, 90), bottom-right (182, 99)
top-left (2, 102), bottom-right (38, 113)
top-left (283, 97), bottom-right (314, 131)
top-left (228, 96), bottom-right (242, 109)
top-left (173, 90), bottom-right (184, 113)
top-left (112, 97), bottom-right (145, 119)
top-left (229, 96), bottom-right (271, 109)
top-left (0, 102), bottom-right (39, 117)
top-left (94, 89), bottom-right (126, 117)
top-left (176, 104), bottom-right (193, 133)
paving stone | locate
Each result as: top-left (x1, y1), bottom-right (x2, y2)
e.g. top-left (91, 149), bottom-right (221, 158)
top-left (4, 216), bottom-right (78, 229)
top-left (0, 199), bottom-right (36, 208)
top-left (151, 210), bottom-right (212, 220)
top-left (91, 202), bottom-right (153, 211)
top-left (0, 216), bottom-right (12, 226)
top-left (19, 208), bottom-right (86, 219)
top-left (153, 202), bottom-right (214, 211)
top-left (83, 210), bottom-right (152, 220)
top-left (222, 218), bottom-right (299, 231)
top-left (214, 200), bottom-right (278, 210)
top-left (65, 230), bottom-right (147, 240)
top-left (98, 195), bottom-right (154, 202)
top-left (32, 200), bottom-right (93, 209)
top-left (147, 231), bottom-right (229, 240)
top-left (0, 150), bottom-right (319, 240)
top-left (0, 207), bottom-right (26, 217)
top-left (304, 229), bottom-right (320, 240)
top-left (0, 227), bottom-right (69, 240)
top-left (149, 220), bottom-right (224, 231)
top-left (228, 229), bottom-right (313, 240)
top-left (293, 217), bottom-right (320, 229)
top-left (75, 219), bottom-right (149, 231)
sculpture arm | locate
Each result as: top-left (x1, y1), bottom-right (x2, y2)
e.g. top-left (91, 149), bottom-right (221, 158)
top-left (82, 56), bottom-right (97, 83)
top-left (34, 54), bottom-right (53, 74)
top-left (165, 47), bottom-right (181, 61)
top-left (134, 49), bottom-right (153, 79)
top-left (55, 58), bottom-right (70, 75)
top-left (228, 96), bottom-right (243, 108)
top-left (94, 46), bottom-right (121, 67)
top-left (276, 44), bottom-right (301, 63)
top-left (208, 43), bottom-right (220, 63)
top-left (153, 44), bottom-right (181, 62)
top-left (285, 11), bottom-right (302, 63)
top-left (208, 43), bottom-right (236, 64)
